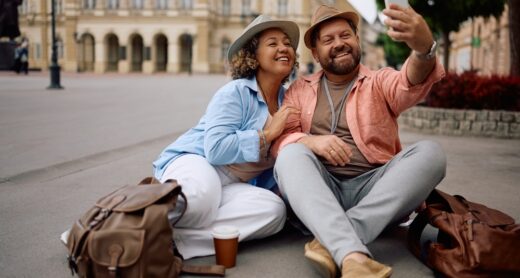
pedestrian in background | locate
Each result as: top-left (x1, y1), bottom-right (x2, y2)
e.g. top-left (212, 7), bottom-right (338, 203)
top-left (14, 38), bottom-right (29, 74)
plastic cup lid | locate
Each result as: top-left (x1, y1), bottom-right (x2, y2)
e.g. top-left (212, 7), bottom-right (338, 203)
top-left (212, 225), bottom-right (240, 239)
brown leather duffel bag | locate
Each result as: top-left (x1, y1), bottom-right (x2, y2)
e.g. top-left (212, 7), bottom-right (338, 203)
top-left (65, 177), bottom-right (225, 277)
top-left (408, 189), bottom-right (520, 278)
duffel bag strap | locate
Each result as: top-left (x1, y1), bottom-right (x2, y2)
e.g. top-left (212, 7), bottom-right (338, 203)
top-left (407, 209), bottom-right (430, 264)
top-left (181, 264), bottom-right (226, 277)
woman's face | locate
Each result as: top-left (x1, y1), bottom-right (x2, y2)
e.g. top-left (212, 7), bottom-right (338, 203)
top-left (255, 28), bottom-right (296, 78)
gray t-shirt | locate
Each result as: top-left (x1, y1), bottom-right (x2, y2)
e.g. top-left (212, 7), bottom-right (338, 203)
top-left (310, 78), bottom-right (379, 178)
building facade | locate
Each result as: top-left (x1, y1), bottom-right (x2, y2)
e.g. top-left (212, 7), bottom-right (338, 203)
top-left (448, 4), bottom-right (511, 76)
top-left (15, 0), bottom-right (387, 74)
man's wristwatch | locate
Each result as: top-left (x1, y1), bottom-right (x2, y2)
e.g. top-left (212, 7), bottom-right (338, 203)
top-left (415, 41), bottom-right (437, 60)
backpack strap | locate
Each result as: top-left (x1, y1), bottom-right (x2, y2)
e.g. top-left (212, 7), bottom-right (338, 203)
top-left (181, 264), bottom-right (226, 277)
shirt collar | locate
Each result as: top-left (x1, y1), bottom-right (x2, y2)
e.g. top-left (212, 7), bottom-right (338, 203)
top-left (243, 76), bottom-right (259, 92)
top-left (242, 75), bottom-right (286, 106)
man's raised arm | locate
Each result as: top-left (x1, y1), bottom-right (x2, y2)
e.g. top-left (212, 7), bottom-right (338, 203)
top-left (383, 3), bottom-right (438, 85)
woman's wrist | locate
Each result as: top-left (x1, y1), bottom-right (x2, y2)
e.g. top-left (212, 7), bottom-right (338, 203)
top-left (262, 129), bottom-right (276, 144)
top-left (258, 130), bottom-right (268, 149)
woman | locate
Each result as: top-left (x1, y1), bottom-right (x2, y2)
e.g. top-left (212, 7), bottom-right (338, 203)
top-left (153, 15), bottom-right (300, 259)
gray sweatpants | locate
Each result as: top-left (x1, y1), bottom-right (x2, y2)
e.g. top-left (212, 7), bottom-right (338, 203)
top-left (274, 140), bottom-right (446, 266)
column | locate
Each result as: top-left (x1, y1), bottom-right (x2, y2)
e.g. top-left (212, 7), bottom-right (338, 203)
top-left (64, 19), bottom-right (78, 72)
top-left (193, 21), bottom-right (210, 73)
top-left (94, 40), bottom-right (105, 73)
top-left (167, 38), bottom-right (179, 73)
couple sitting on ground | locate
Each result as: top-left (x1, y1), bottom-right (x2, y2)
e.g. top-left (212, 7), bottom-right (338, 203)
top-left (153, 4), bottom-right (446, 278)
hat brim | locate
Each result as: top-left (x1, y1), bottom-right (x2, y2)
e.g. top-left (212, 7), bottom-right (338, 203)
top-left (303, 11), bottom-right (359, 49)
top-left (227, 20), bottom-right (300, 62)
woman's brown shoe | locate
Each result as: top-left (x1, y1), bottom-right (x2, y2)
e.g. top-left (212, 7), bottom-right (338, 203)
top-left (304, 238), bottom-right (338, 278)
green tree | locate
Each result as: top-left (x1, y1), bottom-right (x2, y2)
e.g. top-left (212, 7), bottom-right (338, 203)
top-left (376, 34), bottom-right (409, 68)
top-left (376, 0), bottom-right (505, 70)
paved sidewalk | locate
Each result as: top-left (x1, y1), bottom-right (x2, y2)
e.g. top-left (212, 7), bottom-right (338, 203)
top-left (0, 72), bottom-right (519, 277)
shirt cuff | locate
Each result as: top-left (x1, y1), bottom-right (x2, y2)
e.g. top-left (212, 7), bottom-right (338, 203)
top-left (399, 57), bottom-right (446, 91)
top-left (236, 129), bottom-right (260, 162)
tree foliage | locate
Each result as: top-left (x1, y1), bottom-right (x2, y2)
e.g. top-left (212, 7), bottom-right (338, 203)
top-left (375, 0), bottom-right (506, 69)
top-left (376, 34), bottom-right (409, 68)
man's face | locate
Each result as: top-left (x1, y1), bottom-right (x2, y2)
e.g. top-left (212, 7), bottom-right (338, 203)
top-left (312, 18), bottom-right (361, 75)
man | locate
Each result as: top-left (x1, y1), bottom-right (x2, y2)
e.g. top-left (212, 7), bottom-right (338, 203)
top-left (272, 4), bottom-right (446, 278)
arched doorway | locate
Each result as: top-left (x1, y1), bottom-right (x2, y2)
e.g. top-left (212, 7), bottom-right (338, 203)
top-left (78, 33), bottom-right (95, 72)
top-left (105, 34), bottom-right (119, 72)
top-left (154, 34), bottom-right (168, 72)
top-left (179, 34), bottom-right (193, 74)
top-left (130, 34), bottom-right (144, 72)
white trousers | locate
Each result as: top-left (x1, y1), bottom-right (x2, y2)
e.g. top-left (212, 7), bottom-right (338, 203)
top-left (160, 154), bottom-right (286, 259)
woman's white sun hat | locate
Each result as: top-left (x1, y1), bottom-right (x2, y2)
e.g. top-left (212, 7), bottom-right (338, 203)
top-left (227, 14), bottom-right (300, 62)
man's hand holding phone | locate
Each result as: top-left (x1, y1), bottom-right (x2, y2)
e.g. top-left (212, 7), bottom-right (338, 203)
top-left (382, 1), bottom-right (434, 56)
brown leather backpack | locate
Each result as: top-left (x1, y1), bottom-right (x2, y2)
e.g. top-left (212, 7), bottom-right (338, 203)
top-left (408, 189), bottom-right (520, 278)
top-left (65, 177), bottom-right (225, 277)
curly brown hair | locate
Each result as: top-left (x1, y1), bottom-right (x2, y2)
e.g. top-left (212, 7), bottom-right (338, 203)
top-left (229, 33), bottom-right (299, 84)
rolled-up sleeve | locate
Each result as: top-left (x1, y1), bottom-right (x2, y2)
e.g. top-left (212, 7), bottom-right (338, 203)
top-left (204, 87), bottom-right (260, 165)
top-left (377, 58), bottom-right (445, 115)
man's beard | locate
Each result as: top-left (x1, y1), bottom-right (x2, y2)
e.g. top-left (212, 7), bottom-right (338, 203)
top-left (320, 45), bottom-right (361, 75)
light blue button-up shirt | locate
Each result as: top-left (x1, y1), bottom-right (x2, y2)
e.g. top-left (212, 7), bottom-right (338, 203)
top-left (153, 76), bottom-right (285, 191)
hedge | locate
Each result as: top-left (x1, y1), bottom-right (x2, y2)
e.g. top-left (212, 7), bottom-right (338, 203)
top-left (424, 71), bottom-right (520, 111)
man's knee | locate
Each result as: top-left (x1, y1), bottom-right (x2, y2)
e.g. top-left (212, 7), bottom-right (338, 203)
top-left (274, 143), bottom-right (313, 194)
top-left (275, 143), bottom-right (311, 167)
top-left (413, 140), bottom-right (447, 181)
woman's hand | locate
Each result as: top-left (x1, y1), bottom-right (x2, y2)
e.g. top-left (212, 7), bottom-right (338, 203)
top-left (263, 105), bottom-right (300, 143)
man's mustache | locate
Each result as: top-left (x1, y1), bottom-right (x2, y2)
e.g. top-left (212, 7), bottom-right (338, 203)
top-left (331, 45), bottom-right (353, 58)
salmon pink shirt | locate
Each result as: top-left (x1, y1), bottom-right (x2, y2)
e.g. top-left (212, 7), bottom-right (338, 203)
top-left (271, 58), bottom-right (445, 164)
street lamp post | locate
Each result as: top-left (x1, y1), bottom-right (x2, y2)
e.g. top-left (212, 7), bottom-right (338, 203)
top-left (47, 0), bottom-right (63, 89)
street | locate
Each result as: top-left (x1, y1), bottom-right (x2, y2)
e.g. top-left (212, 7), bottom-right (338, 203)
top-left (0, 72), bottom-right (519, 277)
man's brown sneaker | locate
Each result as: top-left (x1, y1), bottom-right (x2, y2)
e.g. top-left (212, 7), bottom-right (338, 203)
top-left (341, 258), bottom-right (392, 278)
top-left (304, 238), bottom-right (338, 278)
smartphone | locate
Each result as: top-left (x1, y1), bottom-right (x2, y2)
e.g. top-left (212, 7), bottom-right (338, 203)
top-left (385, 0), bottom-right (410, 9)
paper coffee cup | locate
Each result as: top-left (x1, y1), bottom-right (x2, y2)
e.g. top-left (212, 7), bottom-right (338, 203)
top-left (212, 226), bottom-right (240, 268)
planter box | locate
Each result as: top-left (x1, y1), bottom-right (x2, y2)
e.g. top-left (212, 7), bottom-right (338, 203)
top-left (398, 106), bottom-right (520, 139)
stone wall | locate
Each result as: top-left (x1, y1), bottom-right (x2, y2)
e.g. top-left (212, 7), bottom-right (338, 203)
top-left (398, 106), bottom-right (520, 139)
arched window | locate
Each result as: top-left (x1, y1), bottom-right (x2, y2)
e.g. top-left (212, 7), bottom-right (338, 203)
top-left (107, 0), bottom-right (119, 9)
top-left (133, 0), bottom-right (144, 9)
top-left (278, 0), bottom-right (288, 16)
top-left (48, 0), bottom-right (64, 13)
top-left (222, 0), bottom-right (230, 15)
top-left (84, 0), bottom-right (96, 9)
top-left (242, 0), bottom-right (250, 16)
top-left (20, 0), bottom-right (31, 14)
top-left (156, 0), bottom-right (168, 9)
top-left (56, 37), bottom-right (64, 59)
top-left (56, 0), bottom-right (63, 14)
top-left (178, 0), bottom-right (192, 10)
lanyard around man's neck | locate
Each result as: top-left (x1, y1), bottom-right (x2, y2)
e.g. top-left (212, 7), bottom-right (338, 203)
top-left (321, 75), bottom-right (357, 134)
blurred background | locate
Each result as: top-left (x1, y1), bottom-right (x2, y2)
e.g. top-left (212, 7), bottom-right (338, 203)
top-left (0, 0), bottom-right (517, 77)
